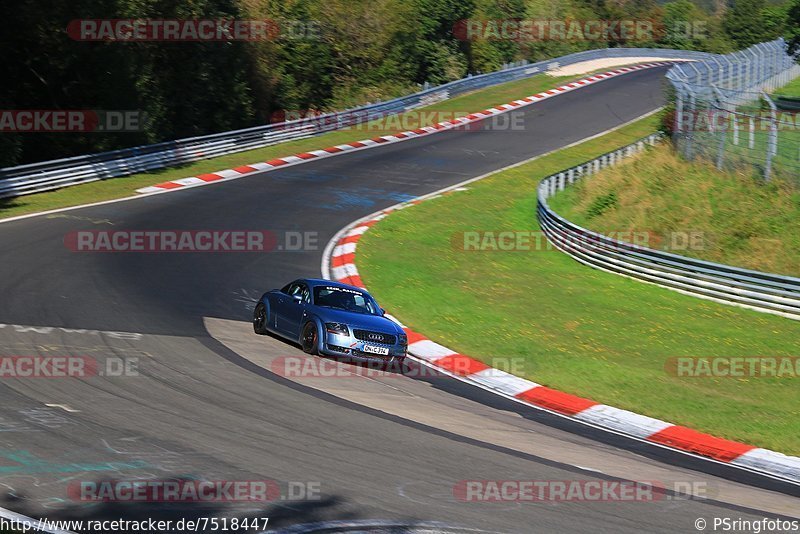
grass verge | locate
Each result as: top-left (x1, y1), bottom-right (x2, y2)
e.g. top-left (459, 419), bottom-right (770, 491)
top-left (548, 144), bottom-right (800, 277)
top-left (0, 71), bottom-right (589, 220)
top-left (357, 114), bottom-right (800, 454)
top-left (775, 76), bottom-right (800, 97)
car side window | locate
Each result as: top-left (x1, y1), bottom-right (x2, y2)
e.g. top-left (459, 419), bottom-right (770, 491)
top-left (300, 285), bottom-right (311, 304)
top-left (287, 283), bottom-right (302, 296)
top-left (354, 294), bottom-right (367, 309)
top-left (281, 283), bottom-right (295, 295)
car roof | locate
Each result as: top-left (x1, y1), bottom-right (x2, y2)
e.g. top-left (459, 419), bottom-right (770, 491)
top-left (301, 278), bottom-right (368, 293)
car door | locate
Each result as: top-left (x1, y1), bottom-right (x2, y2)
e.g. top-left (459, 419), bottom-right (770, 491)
top-left (273, 282), bottom-right (299, 335)
top-left (277, 282), bottom-right (309, 337)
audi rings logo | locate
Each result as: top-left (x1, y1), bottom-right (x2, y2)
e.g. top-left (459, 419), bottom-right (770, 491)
top-left (368, 333), bottom-right (383, 342)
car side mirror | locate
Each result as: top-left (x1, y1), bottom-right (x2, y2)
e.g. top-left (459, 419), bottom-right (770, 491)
top-left (292, 294), bottom-right (303, 304)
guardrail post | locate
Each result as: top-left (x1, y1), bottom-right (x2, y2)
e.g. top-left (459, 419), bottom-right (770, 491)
top-left (762, 91), bottom-right (777, 180)
top-left (674, 82), bottom-right (685, 139)
top-left (685, 85), bottom-right (697, 160)
top-left (745, 48), bottom-right (758, 88)
top-left (689, 62), bottom-right (704, 86)
top-left (724, 56), bottom-right (735, 88)
top-left (711, 57), bottom-right (725, 87)
top-left (712, 86), bottom-right (727, 171)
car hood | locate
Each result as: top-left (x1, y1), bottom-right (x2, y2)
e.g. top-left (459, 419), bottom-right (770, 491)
top-left (315, 307), bottom-right (403, 334)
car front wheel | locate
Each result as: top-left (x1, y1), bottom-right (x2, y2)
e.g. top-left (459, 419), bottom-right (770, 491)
top-left (253, 303), bottom-right (268, 335)
top-left (301, 322), bottom-right (319, 355)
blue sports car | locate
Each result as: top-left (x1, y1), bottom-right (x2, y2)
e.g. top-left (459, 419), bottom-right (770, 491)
top-left (253, 278), bottom-right (407, 365)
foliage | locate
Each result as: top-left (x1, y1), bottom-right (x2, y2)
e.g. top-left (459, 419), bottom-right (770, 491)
top-left (2, 0), bottom-right (797, 167)
top-left (788, 0), bottom-right (800, 58)
top-left (722, 0), bottom-right (788, 48)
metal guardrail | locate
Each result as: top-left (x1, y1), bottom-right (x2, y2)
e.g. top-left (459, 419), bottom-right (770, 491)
top-left (0, 47), bottom-right (713, 199)
top-left (775, 95), bottom-right (800, 110)
top-left (536, 134), bottom-right (800, 321)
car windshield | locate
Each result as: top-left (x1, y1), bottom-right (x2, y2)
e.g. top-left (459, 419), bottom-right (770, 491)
top-left (314, 286), bottom-right (379, 315)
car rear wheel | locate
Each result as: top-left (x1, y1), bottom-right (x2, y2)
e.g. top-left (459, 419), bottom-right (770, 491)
top-left (253, 303), bottom-right (268, 335)
top-left (301, 322), bottom-right (319, 355)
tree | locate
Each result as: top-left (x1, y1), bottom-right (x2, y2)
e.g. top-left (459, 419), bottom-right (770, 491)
top-left (788, 0), bottom-right (800, 59)
top-left (723, 0), bottom-right (775, 49)
top-left (0, 0), bottom-right (257, 166)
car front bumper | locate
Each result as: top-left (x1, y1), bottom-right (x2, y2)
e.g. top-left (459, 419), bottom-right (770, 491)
top-left (321, 332), bottom-right (407, 362)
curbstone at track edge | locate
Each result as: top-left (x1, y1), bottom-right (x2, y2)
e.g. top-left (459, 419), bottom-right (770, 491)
top-left (321, 144), bottom-right (800, 489)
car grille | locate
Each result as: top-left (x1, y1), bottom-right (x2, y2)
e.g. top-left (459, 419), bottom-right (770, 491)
top-left (353, 329), bottom-right (396, 345)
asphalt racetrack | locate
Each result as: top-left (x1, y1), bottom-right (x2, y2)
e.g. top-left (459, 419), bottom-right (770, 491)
top-left (0, 65), bottom-right (797, 532)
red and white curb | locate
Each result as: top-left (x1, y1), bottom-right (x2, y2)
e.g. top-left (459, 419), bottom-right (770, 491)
top-left (136, 63), bottom-right (672, 195)
top-left (323, 195), bottom-right (800, 486)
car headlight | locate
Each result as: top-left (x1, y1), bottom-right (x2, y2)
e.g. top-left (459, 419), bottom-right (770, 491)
top-left (325, 322), bottom-right (349, 335)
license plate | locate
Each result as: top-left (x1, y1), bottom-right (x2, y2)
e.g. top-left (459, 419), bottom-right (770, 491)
top-left (362, 344), bottom-right (389, 356)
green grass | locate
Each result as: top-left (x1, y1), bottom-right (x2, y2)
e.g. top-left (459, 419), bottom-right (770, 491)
top-left (775, 76), bottom-right (800, 98)
top-left (357, 114), bottom-right (800, 455)
top-left (548, 144), bottom-right (800, 277)
top-left (0, 71), bottom-right (588, 220)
